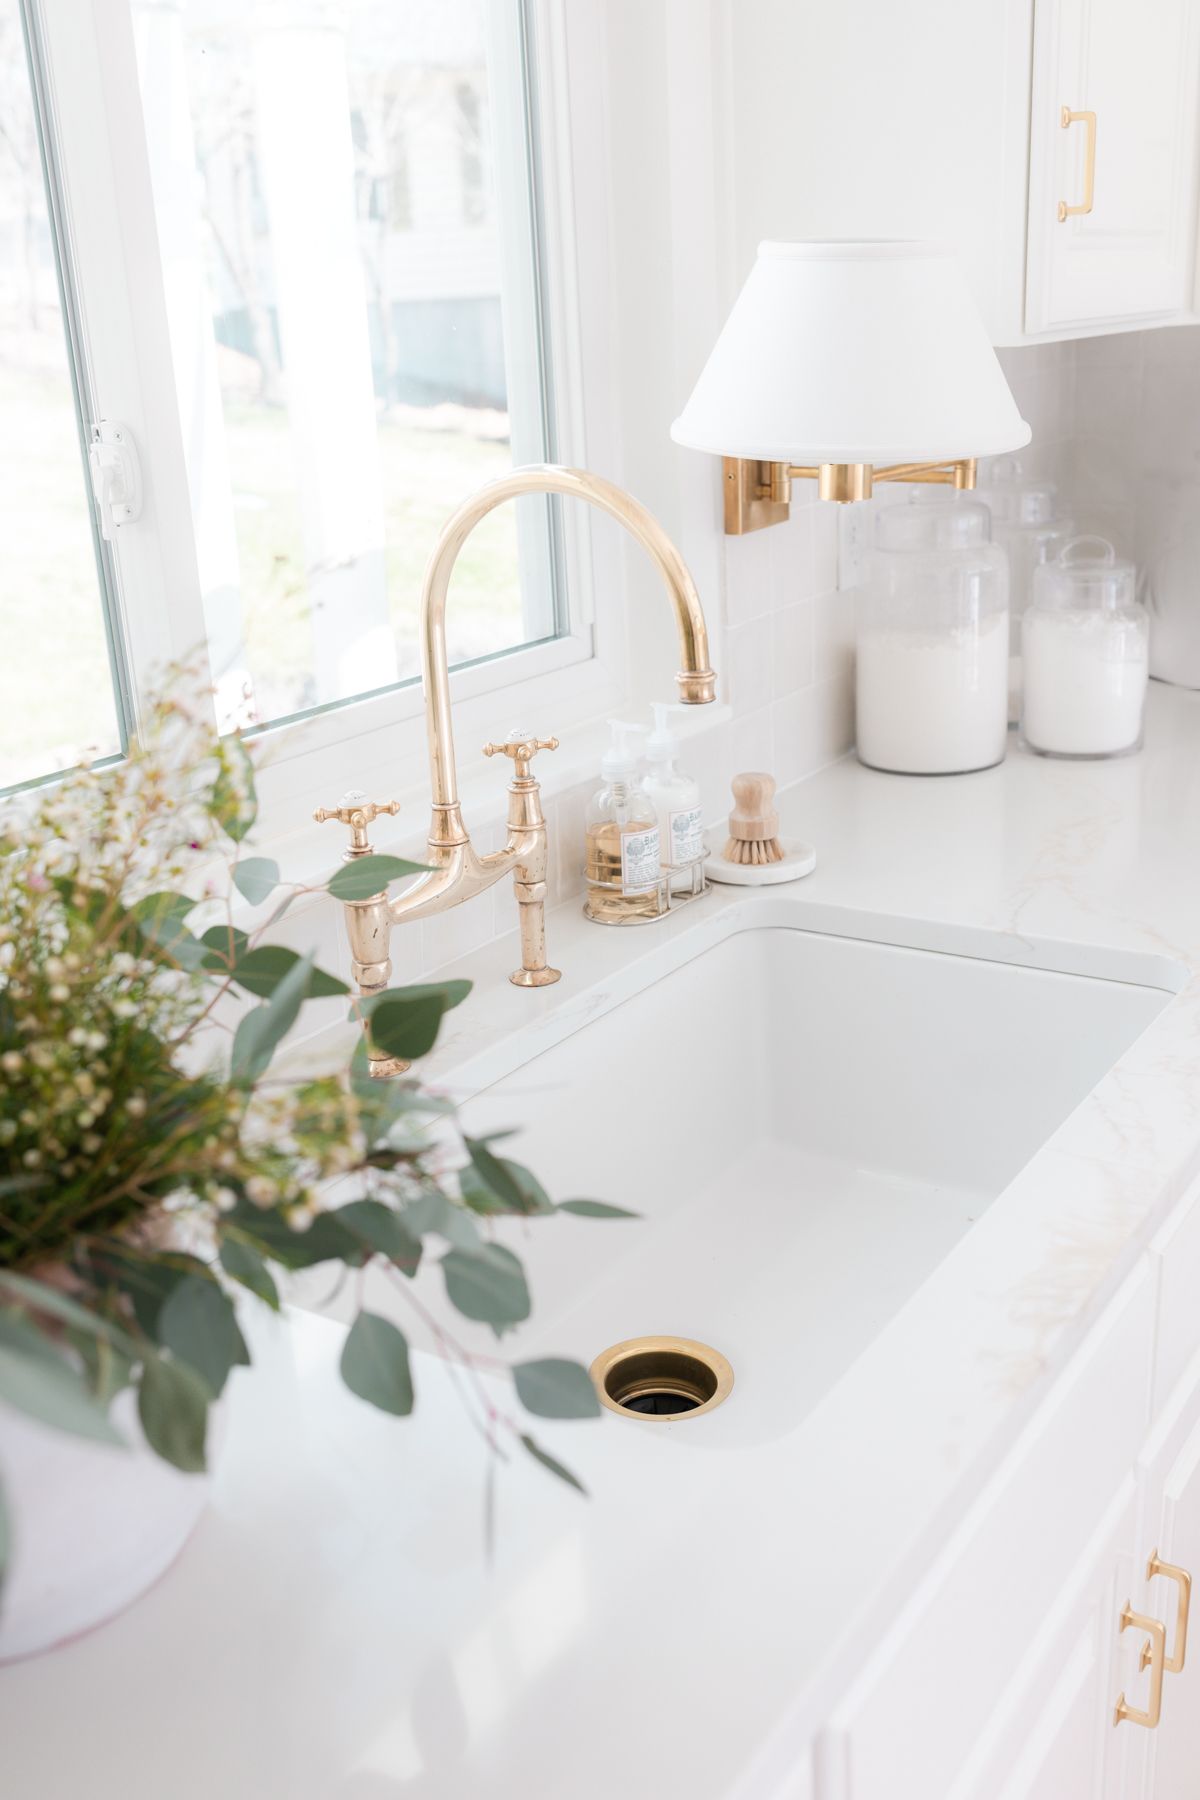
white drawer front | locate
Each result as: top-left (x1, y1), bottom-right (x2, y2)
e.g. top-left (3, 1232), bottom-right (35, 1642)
top-left (821, 1262), bottom-right (1155, 1800)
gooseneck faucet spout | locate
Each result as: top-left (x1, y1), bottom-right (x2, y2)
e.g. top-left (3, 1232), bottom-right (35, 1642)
top-left (315, 464), bottom-right (717, 1073)
top-left (422, 464), bottom-right (716, 815)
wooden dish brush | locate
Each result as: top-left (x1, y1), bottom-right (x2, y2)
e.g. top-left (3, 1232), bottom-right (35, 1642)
top-left (723, 772), bottom-right (786, 865)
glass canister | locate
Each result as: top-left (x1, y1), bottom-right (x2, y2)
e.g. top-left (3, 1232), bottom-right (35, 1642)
top-left (975, 457), bottom-right (1074, 725)
top-left (1020, 537), bottom-right (1148, 759)
top-left (856, 493), bottom-right (1009, 775)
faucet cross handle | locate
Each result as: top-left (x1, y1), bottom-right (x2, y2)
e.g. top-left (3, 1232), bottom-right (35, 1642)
top-left (313, 791), bottom-right (401, 855)
top-left (482, 733), bottom-right (559, 781)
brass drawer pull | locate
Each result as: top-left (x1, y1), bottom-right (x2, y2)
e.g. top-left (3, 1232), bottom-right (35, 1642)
top-left (1058, 106), bottom-right (1097, 221)
top-left (1115, 1603), bottom-right (1167, 1728)
top-left (1145, 1551), bottom-right (1192, 1674)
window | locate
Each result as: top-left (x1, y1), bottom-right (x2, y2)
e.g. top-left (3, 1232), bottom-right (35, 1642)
top-left (0, 0), bottom-right (126, 790)
top-left (8, 0), bottom-right (593, 812)
top-left (129, 0), bottom-right (561, 735)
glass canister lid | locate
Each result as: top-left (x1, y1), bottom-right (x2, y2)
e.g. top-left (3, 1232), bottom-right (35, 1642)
top-left (1031, 536), bottom-right (1136, 612)
top-left (874, 491), bottom-right (993, 551)
top-left (975, 455), bottom-right (1060, 527)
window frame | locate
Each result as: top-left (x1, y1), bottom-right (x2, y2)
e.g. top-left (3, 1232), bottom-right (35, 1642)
top-left (29, 0), bottom-right (626, 849)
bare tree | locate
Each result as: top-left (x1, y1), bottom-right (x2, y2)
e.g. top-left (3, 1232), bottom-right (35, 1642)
top-left (0, 10), bottom-right (44, 333)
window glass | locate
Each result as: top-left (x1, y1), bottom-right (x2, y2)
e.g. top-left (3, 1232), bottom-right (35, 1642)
top-left (0, 0), bottom-right (122, 791)
top-left (131, 0), bottom-right (558, 734)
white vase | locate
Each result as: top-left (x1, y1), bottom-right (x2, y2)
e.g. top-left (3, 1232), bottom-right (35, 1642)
top-left (0, 1387), bottom-right (213, 1662)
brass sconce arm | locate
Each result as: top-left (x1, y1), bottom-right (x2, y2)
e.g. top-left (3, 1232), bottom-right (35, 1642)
top-left (723, 455), bottom-right (978, 533)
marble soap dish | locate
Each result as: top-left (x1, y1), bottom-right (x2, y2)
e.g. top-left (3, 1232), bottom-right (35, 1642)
top-left (705, 835), bottom-right (817, 886)
top-left (705, 771), bottom-right (817, 886)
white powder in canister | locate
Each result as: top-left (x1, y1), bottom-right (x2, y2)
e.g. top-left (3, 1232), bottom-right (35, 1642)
top-left (856, 615), bottom-right (1009, 774)
top-left (1021, 610), bottom-right (1148, 756)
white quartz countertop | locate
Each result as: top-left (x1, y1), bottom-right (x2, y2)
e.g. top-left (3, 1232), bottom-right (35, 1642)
top-left (6, 684), bottom-right (1200, 1800)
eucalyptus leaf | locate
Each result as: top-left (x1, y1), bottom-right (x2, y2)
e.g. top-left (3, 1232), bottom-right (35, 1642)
top-left (213, 735), bottom-right (257, 843)
top-left (514, 1358), bottom-right (601, 1419)
top-left (227, 945), bottom-right (348, 1001)
top-left (131, 892), bottom-right (205, 970)
top-left (462, 1140), bottom-right (553, 1216)
top-left (219, 1238), bottom-right (280, 1309)
top-left (441, 1243), bottom-right (530, 1332)
top-left (335, 1200), bottom-right (422, 1276)
top-left (355, 979), bottom-right (472, 1018)
top-left (199, 923), bottom-right (250, 971)
top-left (0, 1318), bottom-right (123, 1447)
top-left (231, 949), bottom-right (314, 1082)
top-left (369, 993), bottom-right (446, 1062)
top-left (222, 1200), bottom-right (365, 1271)
top-left (233, 856), bottom-right (280, 906)
top-left (69, 1328), bottom-right (133, 1408)
top-left (137, 1353), bottom-right (209, 1473)
top-left (556, 1199), bottom-right (641, 1220)
top-left (327, 854), bottom-right (431, 903)
top-left (0, 1272), bottom-right (139, 1355)
top-left (401, 1191), bottom-right (481, 1250)
top-left (340, 1311), bottom-right (414, 1417)
top-left (81, 1245), bottom-right (211, 1340)
top-left (519, 1432), bottom-right (587, 1496)
top-left (158, 1275), bottom-right (249, 1398)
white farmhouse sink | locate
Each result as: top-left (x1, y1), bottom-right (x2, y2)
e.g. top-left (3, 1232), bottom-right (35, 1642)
top-left (367, 924), bottom-right (1171, 1445)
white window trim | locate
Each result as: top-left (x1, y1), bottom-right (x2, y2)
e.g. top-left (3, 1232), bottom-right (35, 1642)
top-left (34, 0), bottom-right (635, 859)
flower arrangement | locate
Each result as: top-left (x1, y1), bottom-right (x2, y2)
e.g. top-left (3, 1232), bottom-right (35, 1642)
top-left (0, 687), bottom-right (625, 1575)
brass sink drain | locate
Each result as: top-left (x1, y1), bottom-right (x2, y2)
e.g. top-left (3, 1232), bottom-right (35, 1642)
top-left (589, 1336), bottom-right (734, 1420)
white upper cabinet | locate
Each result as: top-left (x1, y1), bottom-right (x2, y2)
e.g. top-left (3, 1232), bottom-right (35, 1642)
top-left (726, 0), bottom-right (1200, 345)
top-left (1025, 0), bottom-right (1200, 334)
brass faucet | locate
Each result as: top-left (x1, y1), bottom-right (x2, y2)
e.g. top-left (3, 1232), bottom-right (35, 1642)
top-left (316, 464), bottom-right (717, 1076)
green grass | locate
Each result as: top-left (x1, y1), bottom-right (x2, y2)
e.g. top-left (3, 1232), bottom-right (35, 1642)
top-left (0, 358), bottom-right (122, 789)
top-left (2, 350), bottom-right (538, 789)
top-left (211, 396), bottom-right (535, 723)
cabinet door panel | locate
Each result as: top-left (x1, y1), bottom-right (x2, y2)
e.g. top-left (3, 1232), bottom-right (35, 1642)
top-left (1026, 0), bottom-right (1200, 331)
top-left (1144, 1407), bottom-right (1200, 1798)
top-left (944, 1485), bottom-right (1147, 1800)
top-left (821, 1266), bottom-right (1154, 1800)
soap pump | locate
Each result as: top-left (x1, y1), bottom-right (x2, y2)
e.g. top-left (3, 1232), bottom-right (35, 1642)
top-left (645, 703), bottom-right (706, 895)
top-left (583, 721), bottom-right (663, 923)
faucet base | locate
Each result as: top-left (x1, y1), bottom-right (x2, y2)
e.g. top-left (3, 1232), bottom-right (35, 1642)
top-left (510, 965), bottom-right (562, 988)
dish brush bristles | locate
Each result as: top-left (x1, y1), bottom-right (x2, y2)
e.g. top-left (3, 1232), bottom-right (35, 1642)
top-left (723, 772), bottom-right (785, 865)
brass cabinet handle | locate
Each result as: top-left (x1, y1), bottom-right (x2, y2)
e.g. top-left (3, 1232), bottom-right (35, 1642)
top-left (1145, 1551), bottom-right (1192, 1675)
top-left (1115, 1602), bottom-right (1167, 1728)
top-left (1058, 106), bottom-right (1097, 221)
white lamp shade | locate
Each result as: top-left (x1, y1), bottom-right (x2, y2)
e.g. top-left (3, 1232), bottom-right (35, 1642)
top-left (671, 241), bottom-right (1030, 465)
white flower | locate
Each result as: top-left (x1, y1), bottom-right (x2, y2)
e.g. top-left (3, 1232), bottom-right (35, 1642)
top-left (1, 1050), bottom-right (23, 1076)
top-left (125, 1095), bottom-right (147, 1119)
top-left (86, 1031), bottom-right (106, 1051)
top-left (68, 1027), bottom-right (89, 1047)
top-left (245, 1175), bottom-right (277, 1206)
top-left (48, 983), bottom-right (70, 1004)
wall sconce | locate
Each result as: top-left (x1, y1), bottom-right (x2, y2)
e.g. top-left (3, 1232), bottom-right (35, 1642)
top-left (671, 241), bottom-right (1031, 534)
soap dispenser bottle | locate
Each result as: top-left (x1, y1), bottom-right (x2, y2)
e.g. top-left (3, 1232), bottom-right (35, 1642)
top-left (584, 722), bottom-right (663, 923)
top-left (644, 702), bottom-right (705, 895)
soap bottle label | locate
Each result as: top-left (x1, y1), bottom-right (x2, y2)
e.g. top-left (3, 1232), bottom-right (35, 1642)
top-left (669, 805), bottom-right (704, 867)
top-left (621, 824), bottom-right (660, 894)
